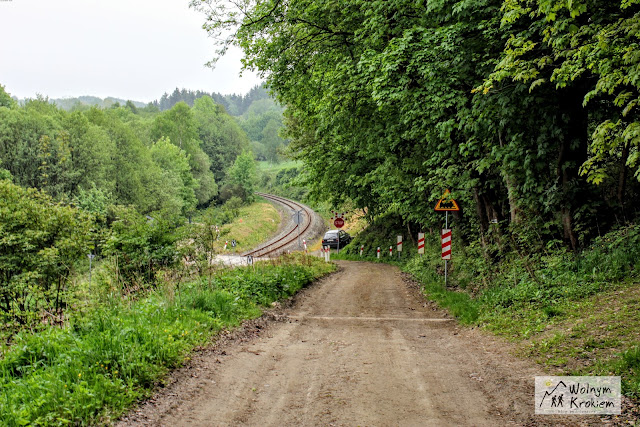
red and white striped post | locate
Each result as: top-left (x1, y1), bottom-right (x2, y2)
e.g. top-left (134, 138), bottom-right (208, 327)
top-left (389, 246), bottom-right (393, 257)
top-left (441, 229), bottom-right (452, 259)
top-left (442, 228), bottom-right (452, 285)
top-left (303, 239), bottom-right (307, 252)
top-left (224, 240), bottom-right (228, 250)
top-left (418, 232), bottom-right (425, 255)
top-left (360, 245), bottom-right (364, 257)
top-left (434, 191), bottom-right (459, 287)
top-left (377, 247), bottom-right (380, 258)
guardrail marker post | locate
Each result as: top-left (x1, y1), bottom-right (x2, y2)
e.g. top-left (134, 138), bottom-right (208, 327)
top-left (360, 245), bottom-right (364, 257)
top-left (377, 247), bottom-right (380, 258)
top-left (389, 246), bottom-right (393, 257)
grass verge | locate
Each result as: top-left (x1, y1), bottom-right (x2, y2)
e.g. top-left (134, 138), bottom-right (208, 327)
top-left (0, 254), bottom-right (335, 426)
top-left (218, 200), bottom-right (280, 253)
top-left (335, 222), bottom-right (640, 402)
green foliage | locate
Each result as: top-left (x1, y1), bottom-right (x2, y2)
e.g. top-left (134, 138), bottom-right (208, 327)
top-left (151, 102), bottom-right (219, 206)
top-left (240, 104), bottom-right (287, 163)
top-left (153, 85), bottom-right (271, 116)
top-left (149, 137), bottom-right (198, 216)
top-left (257, 161), bottom-right (308, 201)
top-left (0, 255), bottom-right (334, 426)
top-left (0, 180), bottom-right (94, 329)
top-left (0, 84), bottom-right (259, 215)
top-left (102, 206), bottom-right (181, 288)
top-left (193, 0), bottom-right (640, 255)
top-left (192, 95), bottom-right (249, 183)
top-left (0, 84), bottom-right (17, 109)
top-left (73, 183), bottom-right (111, 217)
top-left (227, 151), bottom-right (258, 203)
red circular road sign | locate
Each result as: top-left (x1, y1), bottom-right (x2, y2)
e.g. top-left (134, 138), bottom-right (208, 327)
top-left (334, 218), bottom-right (345, 228)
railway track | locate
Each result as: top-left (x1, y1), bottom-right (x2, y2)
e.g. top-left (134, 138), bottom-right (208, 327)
top-left (242, 193), bottom-right (317, 258)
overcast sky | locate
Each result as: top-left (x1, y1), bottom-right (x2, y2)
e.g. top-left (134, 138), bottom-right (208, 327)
top-left (0, 0), bottom-right (263, 102)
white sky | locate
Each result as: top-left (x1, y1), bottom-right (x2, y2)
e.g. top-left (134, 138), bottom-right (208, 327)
top-left (0, 0), bottom-right (262, 102)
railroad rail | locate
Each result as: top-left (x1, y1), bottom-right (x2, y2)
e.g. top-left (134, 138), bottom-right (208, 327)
top-left (242, 192), bottom-right (316, 258)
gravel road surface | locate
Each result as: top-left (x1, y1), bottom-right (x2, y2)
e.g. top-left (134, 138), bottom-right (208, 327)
top-left (119, 261), bottom-right (600, 426)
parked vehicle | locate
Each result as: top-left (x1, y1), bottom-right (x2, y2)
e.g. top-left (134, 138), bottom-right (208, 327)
top-left (322, 229), bottom-right (351, 249)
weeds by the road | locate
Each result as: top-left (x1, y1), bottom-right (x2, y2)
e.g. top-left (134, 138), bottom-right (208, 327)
top-left (0, 254), bottom-right (335, 426)
top-left (334, 223), bottom-right (640, 400)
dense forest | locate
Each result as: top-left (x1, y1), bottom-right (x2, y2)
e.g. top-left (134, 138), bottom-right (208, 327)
top-left (1, 87), bottom-right (251, 216)
top-left (192, 0), bottom-right (640, 253)
top-left (0, 82), bottom-right (292, 212)
top-left (153, 86), bottom-right (288, 162)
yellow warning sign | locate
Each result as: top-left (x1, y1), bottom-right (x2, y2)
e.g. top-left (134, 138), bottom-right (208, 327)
top-left (434, 189), bottom-right (460, 211)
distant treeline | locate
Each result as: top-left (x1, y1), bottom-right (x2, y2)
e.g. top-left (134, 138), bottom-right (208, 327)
top-left (47, 96), bottom-right (147, 111)
top-left (152, 85), bottom-right (270, 116)
top-left (17, 84), bottom-right (272, 118)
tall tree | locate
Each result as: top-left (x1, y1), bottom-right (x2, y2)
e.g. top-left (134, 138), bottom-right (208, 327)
top-left (227, 150), bottom-right (258, 203)
top-left (192, 96), bottom-right (249, 182)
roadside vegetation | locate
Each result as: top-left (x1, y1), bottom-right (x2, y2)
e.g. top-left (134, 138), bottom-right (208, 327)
top-left (257, 160), bottom-right (308, 202)
top-left (193, 0), bottom-right (640, 408)
top-left (333, 216), bottom-right (640, 400)
top-left (0, 254), bottom-right (334, 426)
top-left (0, 82), bottom-right (336, 425)
top-left (0, 172), bottom-right (336, 426)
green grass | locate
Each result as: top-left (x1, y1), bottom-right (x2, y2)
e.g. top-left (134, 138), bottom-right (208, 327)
top-left (0, 254), bottom-right (335, 426)
top-left (217, 199), bottom-right (281, 253)
top-left (257, 160), bottom-right (301, 172)
top-left (339, 219), bottom-right (640, 401)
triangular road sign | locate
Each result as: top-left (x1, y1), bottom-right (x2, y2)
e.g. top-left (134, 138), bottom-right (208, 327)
top-left (434, 189), bottom-right (460, 211)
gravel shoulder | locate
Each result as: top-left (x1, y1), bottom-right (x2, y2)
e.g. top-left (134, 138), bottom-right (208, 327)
top-left (118, 261), bottom-right (602, 426)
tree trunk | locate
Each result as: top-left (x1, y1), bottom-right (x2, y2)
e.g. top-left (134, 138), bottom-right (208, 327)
top-left (556, 87), bottom-right (589, 251)
top-left (407, 223), bottom-right (416, 245)
top-left (617, 142), bottom-right (630, 218)
top-left (498, 130), bottom-right (520, 224)
top-left (473, 188), bottom-right (488, 249)
top-left (504, 173), bottom-right (520, 224)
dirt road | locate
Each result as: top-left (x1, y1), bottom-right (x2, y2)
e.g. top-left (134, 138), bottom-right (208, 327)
top-left (120, 262), bottom-right (597, 426)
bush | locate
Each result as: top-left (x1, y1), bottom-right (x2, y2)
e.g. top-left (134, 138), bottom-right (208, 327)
top-left (102, 206), bottom-right (180, 287)
top-left (0, 254), bottom-right (334, 426)
top-left (0, 180), bottom-right (94, 330)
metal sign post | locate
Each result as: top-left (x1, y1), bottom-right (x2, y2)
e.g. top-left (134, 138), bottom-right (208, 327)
top-left (435, 189), bottom-right (459, 287)
top-left (331, 211), bottom-right (345, 254)
top-left (445, 212), bottom-right (448, 286)
top-left (293, 210), bottom-right (304, 248)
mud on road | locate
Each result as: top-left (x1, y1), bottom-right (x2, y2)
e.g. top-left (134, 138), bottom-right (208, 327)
top-left (119, 261), bottom-right (600, 426)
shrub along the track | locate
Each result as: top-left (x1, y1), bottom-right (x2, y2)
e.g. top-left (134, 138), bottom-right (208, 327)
top-left (0, 254), bottom-right (335, 426)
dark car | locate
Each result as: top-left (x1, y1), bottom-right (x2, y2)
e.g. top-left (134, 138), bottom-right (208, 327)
top-left (322, 229), bottom-right (351, 249)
